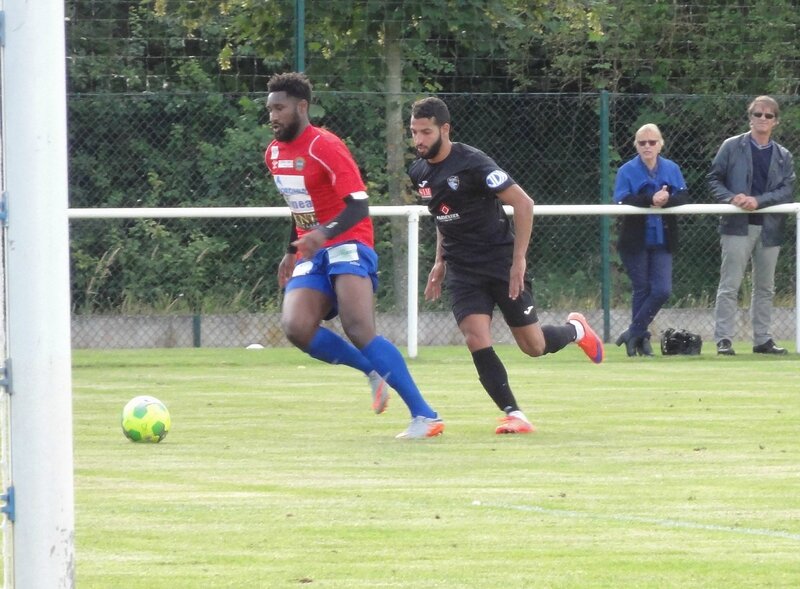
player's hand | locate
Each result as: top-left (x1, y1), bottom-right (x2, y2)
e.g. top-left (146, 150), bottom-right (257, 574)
top-left (424, 262), bottom-right (446, 301)
top-left (508, 260), bottom-right (526, 300)
top-left (277, 253), bottom-right (296, 288)
top-left (292, 229), bottom-right (326, 260)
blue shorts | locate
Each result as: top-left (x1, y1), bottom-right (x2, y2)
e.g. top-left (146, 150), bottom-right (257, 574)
top-left (285, 241), bottom-right (379, 318)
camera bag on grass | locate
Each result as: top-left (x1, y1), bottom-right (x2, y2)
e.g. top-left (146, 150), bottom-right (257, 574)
top-left (660, 328), bottom-right (703, 355)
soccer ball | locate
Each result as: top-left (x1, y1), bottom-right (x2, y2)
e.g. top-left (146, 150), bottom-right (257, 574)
top-left (121, 396), bottom-right (171, 443)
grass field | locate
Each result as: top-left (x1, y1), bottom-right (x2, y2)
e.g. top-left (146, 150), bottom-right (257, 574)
top-left (68, 343), bottom-right (799, 588)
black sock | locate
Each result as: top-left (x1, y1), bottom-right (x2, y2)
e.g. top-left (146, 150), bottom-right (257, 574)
top-left (542, 324), bottom-right (577, 355)
top-left (472, 346), bottom-right (518, 413)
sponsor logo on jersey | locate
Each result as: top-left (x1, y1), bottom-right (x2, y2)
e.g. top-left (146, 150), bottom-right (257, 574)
top-left (274, 174), bottom-right (311, 199)
top-left (294, 157), bottom-right (306, 171)
top-left (270, 145), bottom-right (279, 159)
top-left (277, 159), bottom-right (294, 168)
top-left (418, 187), bottom-right (432, 198)
top-left (436, 204), bottom-right (460, 221)
top-left (524, 305), bottom-right (534, 315)
top-left (486, 170), bottom-right (509, 189)
top-left (447, 176), bottom-right (460, 191)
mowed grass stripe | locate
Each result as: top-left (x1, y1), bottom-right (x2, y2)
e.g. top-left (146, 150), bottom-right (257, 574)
top-left (65, 345), bottom-right (800, 588)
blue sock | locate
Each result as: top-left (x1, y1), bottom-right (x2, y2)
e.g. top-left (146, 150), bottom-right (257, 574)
top-left (306, 327), bottom-right (373, 375)
top-left (361, 336), bottom-right (437, 418)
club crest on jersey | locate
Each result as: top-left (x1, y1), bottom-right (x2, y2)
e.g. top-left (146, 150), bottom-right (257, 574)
top-left (294, 157), bottom-right (306, 171)
top-left (486, 170), bottom-right (509, 188)
top-left (447, 176), bottom-right (460, 191)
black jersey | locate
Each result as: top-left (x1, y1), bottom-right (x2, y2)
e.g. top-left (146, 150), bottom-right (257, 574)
top-left (408, 142), bottom-right (518, 279)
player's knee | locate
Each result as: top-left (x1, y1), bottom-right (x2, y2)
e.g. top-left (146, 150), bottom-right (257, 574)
top-left (281, 317), bottom-right (313, 349)
top-left (342, 321), bottom-right (375, 349)
top-left (464, 333), bottom-right (490, 351)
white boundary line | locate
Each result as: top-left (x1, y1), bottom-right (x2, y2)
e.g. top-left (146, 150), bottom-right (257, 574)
top-left (471, 501), bottom-right (800, 542)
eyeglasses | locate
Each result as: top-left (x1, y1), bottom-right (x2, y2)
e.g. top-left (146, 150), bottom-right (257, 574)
top-left (637, 140), bottom-right (659, 147)
top-left (751, 111), bottom-right (776, 119)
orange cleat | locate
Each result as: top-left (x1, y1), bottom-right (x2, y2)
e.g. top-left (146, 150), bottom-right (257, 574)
top-left (568, 312), bottom-right (604, 364)
top-left (495, 415), bottom-right (536, 434)
top-left (395, 416), bottom-right (445, 439)
top-left (368, 371), bottom-right (390, 414)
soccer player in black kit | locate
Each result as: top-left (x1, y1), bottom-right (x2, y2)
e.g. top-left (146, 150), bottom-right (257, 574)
top-left (408, 97), bottom-right (604, 434)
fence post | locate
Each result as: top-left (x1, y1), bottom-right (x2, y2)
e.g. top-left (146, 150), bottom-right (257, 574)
top-left (407, 208), bottom-right (420, 358)
top-left (599, 90), bottom-right (612, 342)
top-left (294, 0), bottom-right (305, 72)
top-left (192, 314), bottom-right (202, 348)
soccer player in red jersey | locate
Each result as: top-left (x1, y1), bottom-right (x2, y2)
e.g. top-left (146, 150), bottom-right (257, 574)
top-left (265, 73), bottom-right (443, 439)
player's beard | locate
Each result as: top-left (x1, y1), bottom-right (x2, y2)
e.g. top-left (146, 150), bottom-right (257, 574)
top-left (416, 135), bottom-right (443, 160)
top-left (273, 110), bottom-right (302, 142)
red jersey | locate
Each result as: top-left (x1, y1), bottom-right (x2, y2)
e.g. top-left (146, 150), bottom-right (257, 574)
top-left (265, 125), bottom-right (374, 248)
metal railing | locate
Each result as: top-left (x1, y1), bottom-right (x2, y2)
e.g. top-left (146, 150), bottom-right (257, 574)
top-left (69, 203), bottom-right (800, 356)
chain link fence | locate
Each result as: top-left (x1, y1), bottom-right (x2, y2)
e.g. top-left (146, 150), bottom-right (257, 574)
top-left (68, 92), bottom-right (799, 349)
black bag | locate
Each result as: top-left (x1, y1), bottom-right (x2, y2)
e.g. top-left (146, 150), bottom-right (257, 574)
top-left (660, 328), bottom-right (703, 355)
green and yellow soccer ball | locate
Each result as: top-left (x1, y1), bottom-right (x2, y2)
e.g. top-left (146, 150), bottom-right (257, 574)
top-left (121, 396), bottom-right (171, 443)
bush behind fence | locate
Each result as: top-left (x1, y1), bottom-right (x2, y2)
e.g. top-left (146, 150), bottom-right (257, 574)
top-left (68, 92), bottom-right (799, 348)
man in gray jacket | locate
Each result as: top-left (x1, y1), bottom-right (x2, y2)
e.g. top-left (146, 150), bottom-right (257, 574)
top-left (708, 95), bottom-right (795, 355)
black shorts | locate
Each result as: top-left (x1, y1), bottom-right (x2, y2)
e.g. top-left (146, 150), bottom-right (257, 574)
top-left (447, 270), bottom-right (539, 327)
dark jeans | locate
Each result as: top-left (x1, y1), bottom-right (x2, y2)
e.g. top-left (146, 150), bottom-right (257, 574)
top-left (620, 246), bottom-right (672, 339)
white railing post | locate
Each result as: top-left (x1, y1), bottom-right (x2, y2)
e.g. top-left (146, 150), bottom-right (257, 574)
top-left (407, 208), bottom-right (420, 358)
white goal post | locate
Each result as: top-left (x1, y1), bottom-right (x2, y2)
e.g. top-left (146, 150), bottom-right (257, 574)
top-left (69, 203), bottom-right (800, 358)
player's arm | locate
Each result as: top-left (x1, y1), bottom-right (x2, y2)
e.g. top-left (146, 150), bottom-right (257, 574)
top-left (277, 219), bottom-right (299, 288)
top-left (292, 191), bottom-right (369, 259)
top-left (497, 184), bottom-right (534, 301)
top-left (424, 227), bottom-right (446, 301)
top-left (319, 191), bottom-right (370, 239)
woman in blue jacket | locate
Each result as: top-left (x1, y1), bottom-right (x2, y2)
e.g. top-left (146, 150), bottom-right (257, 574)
top-left (614, 124), bottom-right (689, 356)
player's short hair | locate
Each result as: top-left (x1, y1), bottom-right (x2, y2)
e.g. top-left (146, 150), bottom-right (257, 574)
top-left (267, 72), bottom-right (312, 102)
top-left (411, 97), bottom-right (451, 126)
top-left (748, 95), bottom-right (780, 119)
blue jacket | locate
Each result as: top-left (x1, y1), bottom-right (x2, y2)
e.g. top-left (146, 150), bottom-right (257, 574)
top-left (707, 132), bottom-right (795, 246)
top-left (613, 155), bottom-right (689, 253)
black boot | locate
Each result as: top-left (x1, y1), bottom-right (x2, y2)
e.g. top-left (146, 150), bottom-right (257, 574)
top-left (615, 329), bottom-right (629, 347)
top-left (625, 334), bottom-right (640, 357)
top-left (637, 334), bottom-right (654, 357)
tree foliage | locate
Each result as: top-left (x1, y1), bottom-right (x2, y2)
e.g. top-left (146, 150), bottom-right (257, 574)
top-left (65, 0), bottom-right (800, 314)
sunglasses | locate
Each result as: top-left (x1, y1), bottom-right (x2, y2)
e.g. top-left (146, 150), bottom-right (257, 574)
top-left (751, 111), bottom-right (776, 119)
top-left (637, 139), bottom-right (659, 147)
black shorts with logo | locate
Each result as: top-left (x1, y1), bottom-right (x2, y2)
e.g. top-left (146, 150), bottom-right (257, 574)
top-left (446, 266), bottom-right (539, 327)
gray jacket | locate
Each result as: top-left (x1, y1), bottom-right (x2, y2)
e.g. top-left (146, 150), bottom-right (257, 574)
top-left (707, 131), bottom-right (795, 246)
